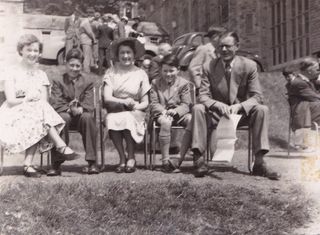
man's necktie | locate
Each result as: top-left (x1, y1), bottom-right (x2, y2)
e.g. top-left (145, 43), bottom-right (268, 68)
top-left (225, 61), bottom-right (231, 94)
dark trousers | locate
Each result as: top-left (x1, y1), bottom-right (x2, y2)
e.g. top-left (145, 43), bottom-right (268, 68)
top-left (98, 47), bottom-right (111, 75)
top-left (52, 112), bottom-right (97, 163)
top-left (186, 103), bottom-right (270, 156)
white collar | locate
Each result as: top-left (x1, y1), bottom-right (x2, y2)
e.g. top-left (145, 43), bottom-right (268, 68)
top-left (221, 58), bottom-right (235, 69)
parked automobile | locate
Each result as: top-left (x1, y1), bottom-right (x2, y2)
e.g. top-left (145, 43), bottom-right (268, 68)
top-left (21, 14), bottom-right (170, 64)
top-left (172, 32), bottom-right (265, 71)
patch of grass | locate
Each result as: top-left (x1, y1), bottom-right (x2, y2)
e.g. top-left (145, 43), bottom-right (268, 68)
top-left (0, 179), bottom-right (311, 234)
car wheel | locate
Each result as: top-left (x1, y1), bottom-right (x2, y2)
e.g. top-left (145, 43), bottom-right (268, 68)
top-left (57, 50), bottom-right (65, 65)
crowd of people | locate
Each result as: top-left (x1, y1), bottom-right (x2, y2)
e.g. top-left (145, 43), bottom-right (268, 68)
top-left (6, 11), bottom-right (320, 180)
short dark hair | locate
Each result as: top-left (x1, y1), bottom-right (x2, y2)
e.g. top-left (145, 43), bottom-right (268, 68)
top-left (66, 48), bottom-right (84, 63)
top-left (17, 34), bottom-right (42, 56)
top-left (300, 57), bottom-right (318, 71)
top-left (161, 53), bottom-right (180, 68)
top-left (282, 66), bottom-right (296, 77)
top-left (116, 40), bottom-right (136, 57)
top-left (219, 31), bottom-right (240, 44)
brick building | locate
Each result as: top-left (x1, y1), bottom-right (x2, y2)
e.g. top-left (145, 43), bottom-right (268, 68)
top-left (140, 0), bottom-right (320, 71)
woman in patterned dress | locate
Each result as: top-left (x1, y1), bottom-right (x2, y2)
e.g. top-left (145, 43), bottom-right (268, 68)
top-left (103, 38), bottom-right (150, 173)
top-left (0, 34), bottom-right (80, 177)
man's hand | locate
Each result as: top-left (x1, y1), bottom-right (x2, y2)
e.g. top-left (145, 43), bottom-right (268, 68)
top-left (70, 106), bottom-right (83, 116)
top-left (166, 109), bottom-right (177, 117)
top-left (211, 101), bottom-right (231, 117)
top-left (229, 104), bottom-right (242, 114)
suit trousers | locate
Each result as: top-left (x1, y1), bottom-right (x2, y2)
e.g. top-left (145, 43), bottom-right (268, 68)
top-left (186, 103), bottom-right (270, 156)
top-left (81, 44), bottom-right (93, 73)
top-left (52, 112), bottom-right (97, 163)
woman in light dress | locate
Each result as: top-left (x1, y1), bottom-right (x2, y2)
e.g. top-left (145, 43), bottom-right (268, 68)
top-left (103, 38), bottom-right (150, 173)
top-left (0, 34), bottom-right (79, 177)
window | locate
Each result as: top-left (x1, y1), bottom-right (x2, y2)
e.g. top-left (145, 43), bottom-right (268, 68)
top-left (219, 0), bottom-right (229, 24)
top-left (270, 0), bottom-right (309, 65)
top-left (192, 0), bottom-right (199, 31)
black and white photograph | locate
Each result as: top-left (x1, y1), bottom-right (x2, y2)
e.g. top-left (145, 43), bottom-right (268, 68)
top-left (0, 0), bottom-right (319, 234)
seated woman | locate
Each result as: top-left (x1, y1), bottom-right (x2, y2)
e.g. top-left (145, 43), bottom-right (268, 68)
top-left (103, 37), bottom-right (150, 173)
top-left (150, 54), bottom-right (192, 172)
top-left (0, 34), bottom-right (79, 178)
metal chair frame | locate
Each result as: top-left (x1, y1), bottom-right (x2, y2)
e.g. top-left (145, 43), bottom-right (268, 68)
top-left (98, 84), bottom-right (148, 169)
top-left (148, 82), bottom-right (196, 170)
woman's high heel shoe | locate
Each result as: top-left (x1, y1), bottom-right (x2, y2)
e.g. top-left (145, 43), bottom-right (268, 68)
top-left (23, 166), bottom-right (41, 178)
top-left (56, 146), bottom-right (81, 161)
top-left (125, 159), bottom-right (136, 173)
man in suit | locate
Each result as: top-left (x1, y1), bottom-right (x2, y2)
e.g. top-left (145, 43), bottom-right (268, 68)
top-left (97, 14), bottom-right (114, 75)
top-left (64, 7), bottom-right (81, 60)
top-left (188, 26), bottom-right (226, 91)
top-left (48, 49), bottom-right (99, 176)
top-left (184, 31), bottom-right (280, 179)
top-left (284, 58), bottom-right (320, 133)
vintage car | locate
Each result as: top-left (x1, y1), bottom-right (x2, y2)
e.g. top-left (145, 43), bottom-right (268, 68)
top-left (172, 32), bottom-right (265, 71)
top-left (21, 14), bottom-right (169, 64)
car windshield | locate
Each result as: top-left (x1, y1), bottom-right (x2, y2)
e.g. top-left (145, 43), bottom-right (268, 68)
top-left (137, 22), bottom-right (168, 36)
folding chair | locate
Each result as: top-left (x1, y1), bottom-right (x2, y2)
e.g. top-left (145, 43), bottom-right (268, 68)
top-left (149, 82), bottom-right (196, 169)
top-left (98, 84), bottom-right (148, 169)
top-left (206, 116), bottom-right (254, 173)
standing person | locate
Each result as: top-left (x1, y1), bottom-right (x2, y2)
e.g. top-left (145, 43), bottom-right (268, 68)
top-left (64, 7), bottom-right (81, 60)
top-left (90, 12), bottom-right (101, 70)
top-left (79, 15), bottom-right (97, 73)
top-left (181, 31), bottom-right (280, 180)
top-left (150, 54), bottom-right (192, 172)
top-left (48, 48), bottom-right (99, 176)
top-left (113, 14), bottom-right (126, 39)
top-left (103, 38), bottom-right (150, 173)
top-left (97, 14), bottom-right (114, 75)
top-left (149, 43), bottom-right (172, 81)
top-left (0, 34), bottom-right (79, 177)
top-left (188, 26), bottom-right (226, 92)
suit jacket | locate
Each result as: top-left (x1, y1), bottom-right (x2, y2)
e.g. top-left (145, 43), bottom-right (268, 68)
top-left (148, 55), bottom-right (162, 81)
top-left (286, 74), bottom-right (320, 130)
top-left (50, 73), bottom-right (95, 113)
top-left (113, 21), bottom-right (126, 39)
top-left (64, 15), bottom-right (81, 39)
top-left (97, 23), bottom-right (114, 48)
top-left (199, 55), bottom-right (263, 115)
top-left (150, 76), bottom-right (191, 118)
top-left (188, 43), bottom-right (217, 89)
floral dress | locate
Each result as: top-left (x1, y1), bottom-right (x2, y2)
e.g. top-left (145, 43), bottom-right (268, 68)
top-left (103, 65), bottom-right (151, 143)
top-left (0, 67), bottom-right (65, 153)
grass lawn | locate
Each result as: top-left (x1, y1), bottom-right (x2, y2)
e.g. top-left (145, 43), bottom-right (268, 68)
top-left (0, 176), bottom-right (312, 235)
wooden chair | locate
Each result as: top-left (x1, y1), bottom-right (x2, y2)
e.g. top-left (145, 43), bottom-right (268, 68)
top-left (149, 82), bottom-right (196, 169)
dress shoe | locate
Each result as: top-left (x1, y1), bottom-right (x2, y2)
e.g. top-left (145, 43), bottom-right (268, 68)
top-left (125, 159), bottom-right (136, 173)
top-left (47, 168), bottom-right (62, 177)
top-left (56, 146), bottom-right (81, 161)
top-left (252, 162), bottom-right (281, 180)
top-left (193, 155), bottom-right (208, 177)
top-left (88, 165), bottom-right (100, 174)
top-left (23, 166), bottom-right (41, 178)
top-left (161, 162), bottom-right (174, 173)
top-left (115, 164), bottom-right (126, 173)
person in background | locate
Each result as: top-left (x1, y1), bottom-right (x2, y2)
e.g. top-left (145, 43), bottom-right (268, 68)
top-left (149, 42), bottom-right (173, 81)
top-left (283, 58), bottom-right (320, 151)
top-left (103, 38), bottom-right (150, 173)
top-left (48, 48), bottom-right (99, 176)
top-left (188, 26), bottom-right (226, 93)
top-left (181, 31), bottom-right (280, 180)
top-left (121, 16), bottom-right (135, 38)
top-left (0, 34), bottom-right (79, 177)
top-left (97, 14), bottom-right (114, 75)
top-left (113, 14), bottom-right (126, 39)
top-left (79, 13), bottom-right (97, 73)
top-left (64, 7), bottom-right (81, 61)
top-left (90, 11), bottom-right (101, 70)
top-left (150, 54), bottom-right (192, 172)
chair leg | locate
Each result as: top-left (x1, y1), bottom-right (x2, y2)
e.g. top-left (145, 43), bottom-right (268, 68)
top-left (99, 120), bottom-right (105, 171)
top-left (248, 129), bottom-right (254, 173)
top-left (0, 147), bottom-right (4, 176)
top-left (313, 122), bottom-right (319, 152)
top-left (144, 127), bottom-right (148, 169)
top-left (152, 125), bottom-right (156, 170)
top-left (288, 126), bottom-right (291, 157)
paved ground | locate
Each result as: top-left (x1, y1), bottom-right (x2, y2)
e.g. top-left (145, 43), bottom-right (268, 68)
top-left (0, 148), bottom-right (320, 234)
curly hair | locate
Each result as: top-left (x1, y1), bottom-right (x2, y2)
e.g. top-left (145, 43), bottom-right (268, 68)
top-left (16, 34), bottom-right (42, 56)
